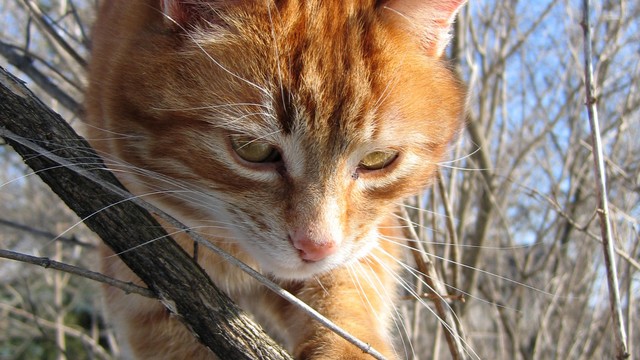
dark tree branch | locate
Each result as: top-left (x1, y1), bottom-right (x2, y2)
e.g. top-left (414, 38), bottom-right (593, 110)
top-left (0, 66), bottom-right (292, 360)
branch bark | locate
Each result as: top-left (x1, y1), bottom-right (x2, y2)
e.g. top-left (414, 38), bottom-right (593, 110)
top-left (0, 66), bottom-right (292, 360)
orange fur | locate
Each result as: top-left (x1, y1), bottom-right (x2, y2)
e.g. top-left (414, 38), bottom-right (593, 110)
top-left (86, 1), bottom-right (466, 359)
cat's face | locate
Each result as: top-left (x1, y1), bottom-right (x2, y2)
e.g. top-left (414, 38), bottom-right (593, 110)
top-left (89, 0), bottom-right (466, 280)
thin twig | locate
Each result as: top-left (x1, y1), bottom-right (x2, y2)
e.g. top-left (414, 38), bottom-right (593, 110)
top-left (0, 218), bottom-right (95, 248)
top-left (0, 249), bottom-right (155, 298)
top-left (524, 185), bottom-right (640, 272)
top-left (437, 172), bottom-right (462, 296)
top-left (581, 1), bottom-right (629, 358)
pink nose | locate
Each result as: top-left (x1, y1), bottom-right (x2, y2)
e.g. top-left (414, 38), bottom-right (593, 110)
top-left (291, 235), bottom-right (337, 262)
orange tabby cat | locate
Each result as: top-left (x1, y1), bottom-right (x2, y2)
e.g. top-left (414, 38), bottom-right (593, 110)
top-left (85, 0), bottom-right (467, 359)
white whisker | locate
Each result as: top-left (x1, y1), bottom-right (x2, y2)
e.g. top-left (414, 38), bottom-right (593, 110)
top-left (151, 102), bottom-right (270, 112)
top-left (369, 249), bottom-right (481, 360)
top-left (438, 144), bottom-right (482, 165)
top-left (353, 258), bottom-right (416, 360)
top-left (377, 235), bottom-right (560, 308)
top-left (380, 232), bottom-right (538, 251)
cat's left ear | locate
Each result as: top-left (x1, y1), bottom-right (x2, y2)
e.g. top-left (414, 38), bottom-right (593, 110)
top-left (160, 0), bottom-right (228, 29)
top-left (161, 0), bottom-right (199, 27)
top-left (380, 0), bottom-right (467, 57)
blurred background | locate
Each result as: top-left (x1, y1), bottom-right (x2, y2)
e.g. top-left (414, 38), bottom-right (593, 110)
top-left (1, 0), bottom-right (638, 359)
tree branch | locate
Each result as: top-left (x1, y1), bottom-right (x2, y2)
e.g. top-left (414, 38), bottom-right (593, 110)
top-left (0, 249), bottom-right (154, 298)
top-left (581, 1), bottom-right (629, 358)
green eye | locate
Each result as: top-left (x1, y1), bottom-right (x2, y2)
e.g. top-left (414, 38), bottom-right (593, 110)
top-left (230, 135), bottom-right (281, 163)
top-left (359, 150), bottom-right (398, 170)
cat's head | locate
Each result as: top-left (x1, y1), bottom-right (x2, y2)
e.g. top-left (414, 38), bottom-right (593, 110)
top-left (87, 0), bottom-right (466, 280)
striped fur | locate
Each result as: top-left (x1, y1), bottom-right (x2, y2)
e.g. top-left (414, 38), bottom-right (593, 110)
top-left (86, 1), bottom-right (466, 358)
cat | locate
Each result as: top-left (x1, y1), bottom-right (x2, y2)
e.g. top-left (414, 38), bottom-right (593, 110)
top-left (85, 0), bottom-right (467, 359)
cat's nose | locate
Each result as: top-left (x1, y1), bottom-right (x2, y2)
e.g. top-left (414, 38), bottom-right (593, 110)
top-left (290, 234), bottom-right (337, 262)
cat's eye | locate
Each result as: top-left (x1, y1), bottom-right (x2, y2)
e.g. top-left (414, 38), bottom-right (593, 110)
top-left (358, 150), bottom-right (399, 171)
top-left (230, 135), bottom-right (281, 163)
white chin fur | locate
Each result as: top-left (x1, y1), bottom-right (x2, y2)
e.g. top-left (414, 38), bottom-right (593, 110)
top-left (265, 259), bottom-right (342, 280)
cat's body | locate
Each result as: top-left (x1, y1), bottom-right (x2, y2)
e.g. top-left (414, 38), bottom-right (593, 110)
top-left (85, 1), bottom-right (466, 359)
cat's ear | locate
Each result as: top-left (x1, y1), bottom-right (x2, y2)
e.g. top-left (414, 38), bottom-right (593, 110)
top-left (161, 0), bottom-right (198, 27)
top-left (380, 0), bottom-right (467, 57)
top-left (160, 0), bottom-right (228, 29)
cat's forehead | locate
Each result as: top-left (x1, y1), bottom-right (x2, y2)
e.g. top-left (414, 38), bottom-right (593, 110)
top-left (245, 3), bottom-right (399, 144)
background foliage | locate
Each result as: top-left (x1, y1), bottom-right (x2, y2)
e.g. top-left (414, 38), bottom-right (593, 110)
top-left (1, 0), bottom-right (638, 359)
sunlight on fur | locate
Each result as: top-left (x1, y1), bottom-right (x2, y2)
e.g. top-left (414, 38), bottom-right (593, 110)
top-left (85, 1), bottom-right (468, 359)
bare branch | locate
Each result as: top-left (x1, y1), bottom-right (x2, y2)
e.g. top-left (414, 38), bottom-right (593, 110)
top-left (0, 249), bottom-right (155, 298)
top-left (581, 1), bottom-right (629, 358)
top-left (0, 218), bottom-right (94, 248)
